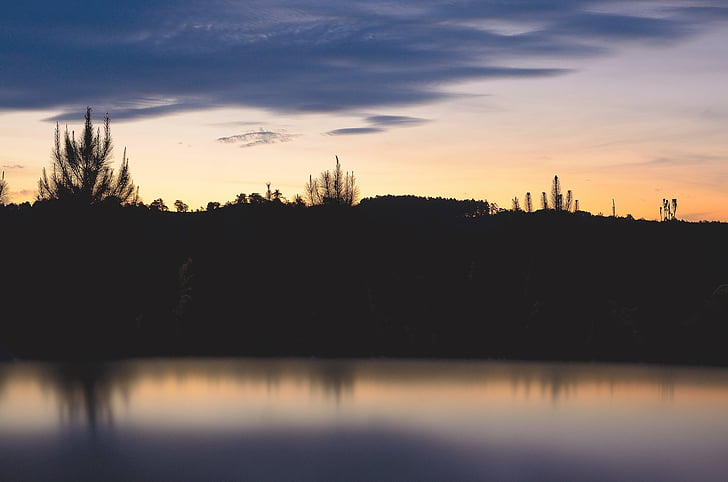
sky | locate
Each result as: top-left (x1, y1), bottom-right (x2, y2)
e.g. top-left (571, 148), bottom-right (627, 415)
top-left (1, 0), bottom-right (727, 220)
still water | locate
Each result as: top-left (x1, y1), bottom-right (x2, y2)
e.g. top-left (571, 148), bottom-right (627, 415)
top-left (1, 359), bottom-right (728, 481)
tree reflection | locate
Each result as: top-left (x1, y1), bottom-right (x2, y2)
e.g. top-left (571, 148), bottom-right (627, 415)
top-left (39, 363), bottom-right (132, 432)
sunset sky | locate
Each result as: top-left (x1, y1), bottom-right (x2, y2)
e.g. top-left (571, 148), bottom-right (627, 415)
top-left (1, 1), bottom-right (727, 220)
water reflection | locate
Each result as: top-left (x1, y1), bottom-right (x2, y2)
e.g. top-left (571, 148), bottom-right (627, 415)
top-left (2, 359), bottom-right (728, 481)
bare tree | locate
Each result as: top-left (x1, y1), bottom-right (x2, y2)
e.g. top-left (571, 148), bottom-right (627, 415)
top-left (541, 192), bottom-right (548, 210)
top-left (524, 192), bottom-right (533, 213)
top-left (305, 175), bottom-right (322, 205)
top-left (305, 156), bottom-right (359, 206)
top-left (38, 107), bottom-right (136, 205)
top-left (565, 190), bottom-right (573, 212)
top-left (512, 197), bottom-right (520, 211)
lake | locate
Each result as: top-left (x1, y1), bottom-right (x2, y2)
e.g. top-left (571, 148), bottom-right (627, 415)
top-left (2, 359), bottom-right (728, 481)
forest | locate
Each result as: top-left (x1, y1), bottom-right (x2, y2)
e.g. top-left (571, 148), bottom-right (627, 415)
top-left (0, 109), bottom-right (726, 364)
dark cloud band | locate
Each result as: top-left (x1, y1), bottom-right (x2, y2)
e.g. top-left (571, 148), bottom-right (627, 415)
top-left (0, 1), bottom-right (722, 120)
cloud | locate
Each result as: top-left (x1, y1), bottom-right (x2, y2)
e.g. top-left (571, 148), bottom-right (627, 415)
top-left (325, 127), bottom-right (385, 136)
top-left (366, 116), bottom-right (429, 127)
top-left (9, 189), bottom-right (36, 201)
top-left (672, 6), bottom-right (728, 21)
top-left (325, 114), bottom-right (429, 136)
top-left (681, 211), bottom-right (712, 222)
top-left (45, 103), bottom-right (205, 123)
top-left (217, 130), bottom-right (297, 148)
top-left (2, 164), bottom-right (24, 169)
top-left (0, 1), bottom-right (723, 119)
top-left (552, 13), bottom-right (690, 41)
top-left (208, 121), bottom-right (265, 128)
top-left (644, 154), bottom-right (725, 166)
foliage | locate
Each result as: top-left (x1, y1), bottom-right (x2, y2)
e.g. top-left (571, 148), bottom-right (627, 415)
top-left (174, 200), bottom-right (189, 212)
top-left (38, 107), bottom-right (136, 205)
top-left (150, 198), bottom-right (168, 211)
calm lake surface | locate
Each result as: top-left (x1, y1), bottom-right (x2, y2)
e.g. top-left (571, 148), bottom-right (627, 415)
top-left (2, 359), bottom-right (728, 481)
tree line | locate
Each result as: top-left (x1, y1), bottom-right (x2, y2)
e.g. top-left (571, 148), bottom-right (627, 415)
top-left (1, 108), bottom-right (683, 222)
top-left (0, 108), bottom-right (363, 212)
top-left (1, 107), bottom-right (715, 365)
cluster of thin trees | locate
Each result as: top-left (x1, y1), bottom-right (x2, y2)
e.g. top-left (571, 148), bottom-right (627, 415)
top-left (511, 175), bottom-right (579, 213)
top-left (0, 108), bottom-right (681, 222)
top-left (7, 107), bottom-right (360, 212)
top-left (304, 156), bottom-right (359, 206)
top-left (661, 198), bottom-right (678, 221)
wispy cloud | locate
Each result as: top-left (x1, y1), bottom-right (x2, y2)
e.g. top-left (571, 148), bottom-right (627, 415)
top-left (325, 127), bottom-right (385, 136)
top-left (217, 130), bottom-right (297, 148)
top-left (681, 211), bottom-right (713, 222)
top-left (1, 1), bottom-right (724, 119)
top-left (644, 154), bottom-right (726, 166)
top-left (1, 164), bottom-right (24, 169)
top-left (9, 189), bottom-right (35, 201)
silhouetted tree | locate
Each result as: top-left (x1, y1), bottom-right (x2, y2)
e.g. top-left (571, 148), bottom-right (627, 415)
top-left (662, 198), bottom-right (678, 221)
top-left (174, 200), bottom-right (189, 212)
top-left (207, 201), bottom-right (220, 211)
top-left (550, 175), bottom-right (562, 211)
top-left (234, 193), bottom-right (248, 205)
top-left (150, 198), bottom-right (168, 211)
top-left (264, 182), bottom-right (285, 203)
top-left (525, 192), bottom-right (533, 213)
top-left (305, 156), bottom-right (359, 206)
top-left (565, 190), bottom-right (573, 212)
top-left (292, 194), bottom-right (306, 206)
top-left (574, 199), bottom-right (580, 212)
top-left (0, 171), bottom-right (8, 205)
top-left (38, 107), bottom-right (136, 204)
top-left (248, 193), bottom-right (265, 204)
top-left (541, 192), bottom-right (548, 210)
top-left (512, 197), bottom-right (520, 211)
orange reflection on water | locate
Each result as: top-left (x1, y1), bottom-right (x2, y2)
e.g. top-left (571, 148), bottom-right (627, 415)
top-left (2, 359), bottom-right (728, 435)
